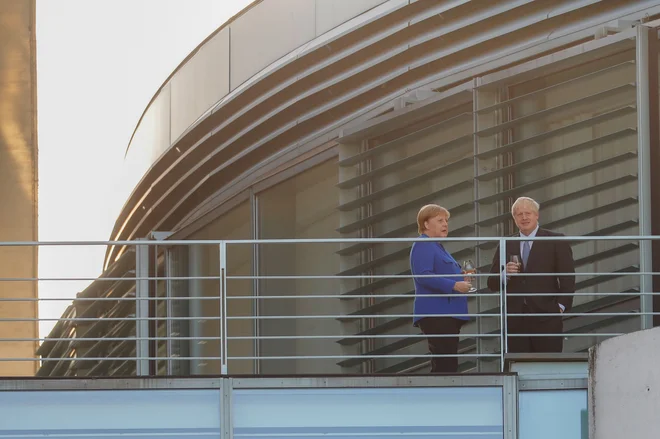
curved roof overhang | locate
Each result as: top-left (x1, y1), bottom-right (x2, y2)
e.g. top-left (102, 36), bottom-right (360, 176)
top-left (105, 0), bottom-right (660, 268)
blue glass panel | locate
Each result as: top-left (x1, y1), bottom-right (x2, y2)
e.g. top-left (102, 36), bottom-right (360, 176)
top-left (0, 389), bottom-right (220, 438)
top-left (233, 387), bottom-right (503, 438)
top-left (519, 390), bottom-right (587, 439)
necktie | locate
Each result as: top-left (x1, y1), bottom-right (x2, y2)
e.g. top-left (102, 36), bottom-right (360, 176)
top-left (522, 240), bottom-right (531, 268)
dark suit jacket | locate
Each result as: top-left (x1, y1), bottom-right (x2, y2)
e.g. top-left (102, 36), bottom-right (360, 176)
top-left (487, 228), bottom-right (575, 318)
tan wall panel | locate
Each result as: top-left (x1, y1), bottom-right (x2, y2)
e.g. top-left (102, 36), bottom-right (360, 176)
top-left (229, 0), bottom-right (315, 90)
top-left (0, 0), bottom-right (38, 376)
top-left (315, 0), bottom-right (388, 36)
top-left (170, 28), bottom-right (230, 142)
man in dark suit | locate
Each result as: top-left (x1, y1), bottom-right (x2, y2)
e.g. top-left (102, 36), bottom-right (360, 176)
top-left (487, 197), bottom-right (575, 353)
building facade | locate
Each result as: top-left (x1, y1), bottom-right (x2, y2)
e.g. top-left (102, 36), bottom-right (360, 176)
top-left (38, 0), bottom-right (660, 378)
top-left (0, 0), bottom-right (39, 376)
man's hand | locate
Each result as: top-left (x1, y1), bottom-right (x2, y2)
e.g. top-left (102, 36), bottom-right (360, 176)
top-left (506, 262), bottom-right (521, 274)
top-left (454, 281), bottom-right (472, 293)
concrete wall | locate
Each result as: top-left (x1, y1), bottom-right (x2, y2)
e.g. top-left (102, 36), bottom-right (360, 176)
top-left (589, 327), bottom-right (660, 438)
top-left (0, 0), bottom-right (38, 376)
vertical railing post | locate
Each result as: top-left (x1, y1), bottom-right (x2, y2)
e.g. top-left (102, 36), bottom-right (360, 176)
top-left (250, 189), bottom-right (261, 374)
top-left (165, 246), bottom-right (190, 376)
top-left (188, 244), bottom-right (204, 375)
top-left (165, 247), bottom-right (174, 376)
top-left (135, 239), bottom-right (150, 376)
top-left (636, 24), bottom-right (657, 330)
top-left (219, 241), bottom-right (228, 375)
top-left (472, 77), bottom-right (483, 371)
top-left (498, 237), bottom-right (508, 372)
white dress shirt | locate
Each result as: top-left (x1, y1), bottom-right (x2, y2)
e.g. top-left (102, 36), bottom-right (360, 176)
top-left (519, 224), bottom-right (539, 257)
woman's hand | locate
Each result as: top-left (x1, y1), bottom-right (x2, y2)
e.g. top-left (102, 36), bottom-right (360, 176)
top-left (453, 281), bottom-right (472, 293)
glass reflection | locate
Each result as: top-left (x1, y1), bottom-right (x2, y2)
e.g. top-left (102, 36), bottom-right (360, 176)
top-left (0, 389), bottom-right (220, 436)
top-left (233, 386), bottom-right (503, 438)
top-left (519, 389), bottom-right (587, 439)
top-left (257, 160), bottom-right (341, 374)
top-left (188, 201), bottom-right (253, 374)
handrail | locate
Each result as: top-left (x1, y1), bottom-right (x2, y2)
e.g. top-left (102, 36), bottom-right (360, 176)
top-left (0, 236), bottom-right (656, 377)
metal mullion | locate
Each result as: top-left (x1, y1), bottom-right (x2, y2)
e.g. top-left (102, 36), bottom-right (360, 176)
top-left (502, 374), bottom-right (518, 439)
top-left (251, 189), bottom-right (261, 375)
top-left (165, 248), bottom-right (174, 375)
top-left (135, 239), bottom-right (150, 376)
top-left (472, 78), bottom-right (484, 371)
top-left (636, 24), bottom-right (656, 330)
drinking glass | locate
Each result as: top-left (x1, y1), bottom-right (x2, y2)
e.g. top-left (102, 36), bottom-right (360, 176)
top-left (509, 255), bottom-right (522, 272)
top-left (462, 259), bottom-right (478, 293)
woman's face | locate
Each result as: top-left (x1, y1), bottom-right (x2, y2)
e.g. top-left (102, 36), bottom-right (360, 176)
top-left (424, 214), bottom-right (449, 238)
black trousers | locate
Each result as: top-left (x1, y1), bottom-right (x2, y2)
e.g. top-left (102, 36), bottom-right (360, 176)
top-left (418, 317), bottom-right (465, 373)
top-left (507, 313), bottom-right (563, 353)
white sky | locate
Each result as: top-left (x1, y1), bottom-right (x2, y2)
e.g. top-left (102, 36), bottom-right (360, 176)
top-left (37, 0), bottom-right (253, 337)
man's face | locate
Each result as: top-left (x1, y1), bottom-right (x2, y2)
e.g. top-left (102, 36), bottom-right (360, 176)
top-left (513, 204), bottom-right (539, 235)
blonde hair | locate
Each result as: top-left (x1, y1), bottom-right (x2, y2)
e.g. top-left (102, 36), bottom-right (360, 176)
top-left (511, 197), bottom-right (539, 216)
top-left (417, 204), bottom-right (450, 234)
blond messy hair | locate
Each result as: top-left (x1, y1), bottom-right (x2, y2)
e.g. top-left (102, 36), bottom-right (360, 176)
top-left (511, 197), bottom-right (540, 216)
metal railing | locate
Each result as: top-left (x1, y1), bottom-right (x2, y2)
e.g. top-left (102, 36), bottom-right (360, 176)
top-left (0, 236), bottom-right (657, 376)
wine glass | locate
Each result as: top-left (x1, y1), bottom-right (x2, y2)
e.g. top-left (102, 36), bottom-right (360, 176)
top-left (509, 255), bottom-right (522, 273)
top-left (462, 259), bottom-right (478, 292)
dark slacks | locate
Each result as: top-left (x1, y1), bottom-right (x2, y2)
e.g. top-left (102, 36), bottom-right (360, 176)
top-left (418, 317), bottom-right (465, 373)
top-left (507, 312), bottom-right (563, 353)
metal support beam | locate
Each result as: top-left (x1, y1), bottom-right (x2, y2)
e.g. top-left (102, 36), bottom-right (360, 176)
top-left (473, 78), bottom-right (483, 372)
top-left (220, 241), bottom-right (228, 375)
top-left (499, 238), bottom-right (508, 372)
top-left (640, 22), bottom-right (660, 328)
top-left (502, 374), bottom-right (519, 439)
top-left (166, 246), bottom-right (190, 376)
top-left (250, 189), bottom-right (261, 374)
top-left (188, 245), bottom-right (204, 375)
top-left (135, 239), bottom-right (150, 376)
top-left (222, 378), bottom-right (231, 439)
top-left (635, 25), bottom-right (656, 330)
top-left (165, 249), bottom-right (175, 376)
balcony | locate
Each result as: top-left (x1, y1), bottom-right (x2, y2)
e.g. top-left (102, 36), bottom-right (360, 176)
top-left (0, 236), bottom-right (653, 377)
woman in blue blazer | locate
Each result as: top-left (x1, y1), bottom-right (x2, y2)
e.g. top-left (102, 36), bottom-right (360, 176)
top-left (411, 204), bottom-right (472, 373)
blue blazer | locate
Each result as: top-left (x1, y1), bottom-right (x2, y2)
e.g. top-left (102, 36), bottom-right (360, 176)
top-left (410, 234), bottom-right (469, 326)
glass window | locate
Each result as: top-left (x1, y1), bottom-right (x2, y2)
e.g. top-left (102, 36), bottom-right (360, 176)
top-left (337, 107), bottom-right (481, 374)
top-left (257, 160), bottom-right (341, 374)
top-left (0, 389), bottom-right (220, 437)
top-left (233, 386), bottom-right (503, 438)
top-left (186, 201), bottom-right (253, 374)
top-left (519, 389), bottom-right (587, 439)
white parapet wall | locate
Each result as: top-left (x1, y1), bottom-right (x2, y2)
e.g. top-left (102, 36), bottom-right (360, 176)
top-left (589, 327), bottom-right (660, 439)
